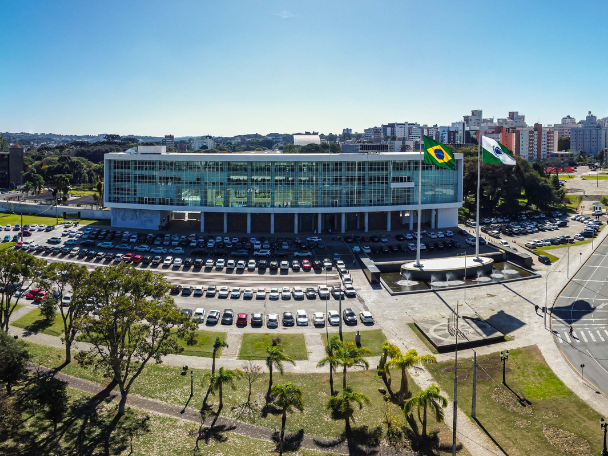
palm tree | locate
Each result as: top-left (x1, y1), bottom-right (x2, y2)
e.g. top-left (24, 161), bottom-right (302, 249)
top-left (207, 367), bottom-right (242, 429)
top-left (388, 349), bottom-right (437, 404)
top-left (317, 335), bottom-right (342, 396)
top-left (266, 345), bottom-right (295, 401)
top-left (22, 181), bottom-right (34, 198)
top-left (272, 382), bottom-right (304, 455)
top-left (211, 337), bottom-right (228, 375)
top-left (378, 341), bottom-right (400, 399)
top-left (336, 342), bottom-right (372, 389)
top-left (326, 387), bottom-right (370, 436)
top-left (404, 383), bottom-right (447, 438)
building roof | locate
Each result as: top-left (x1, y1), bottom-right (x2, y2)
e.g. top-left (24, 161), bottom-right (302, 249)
top-left (293, 134), bottom-right (321, 146)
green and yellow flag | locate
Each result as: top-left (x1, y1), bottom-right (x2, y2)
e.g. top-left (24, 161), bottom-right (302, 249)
top-left (423, 136), bottom-right (455, 170)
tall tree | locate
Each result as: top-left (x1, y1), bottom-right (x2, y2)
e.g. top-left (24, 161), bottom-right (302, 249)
top-left (265, 345), bottom-right (295, 401)
top-left (207, 367), bottom-right (242, 429)
top-left (242, 361), bottom-right (263, 406)
top-left (388, 349), bottom-right (437, 403)
top-left (33, 375), bottom-right (69, 433)
top-left (272, 382), bottom-right (304, 455)
top-left (317, 335), bottom-right (342, 396)
top-left (336, 342), bottom-right (372, 389)
top-left (326, 387), bottom-right (370, 436)
top-left (75, 263), bottom-right (195, 415)
top-left (202, 336), bottom-right (229, 410)
top-left (0, 249), bottom-right (46, 332)
top-left (0, 330), bottom-right (31, 396)
top-left (377, 341), bottom-right (400, 400)
top-left (403, 383), bottom-right (447, 438)
top-left (39, 262), bottom-right (89, 363)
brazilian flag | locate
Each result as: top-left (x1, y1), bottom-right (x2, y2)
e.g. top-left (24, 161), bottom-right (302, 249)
top-left (423, 136), bottom-right (455, 170)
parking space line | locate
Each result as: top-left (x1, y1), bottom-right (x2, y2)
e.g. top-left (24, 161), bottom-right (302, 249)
top-left (588, 331), bottom-right (597, 342)
top-left (564, 332), bottom-right (571, 343)
top-left (580, 331), bottom-right (589, 342)
top-left (597, 330), bottom-right (605, 342)
top-left (572, 331), bottom-right (580, 342)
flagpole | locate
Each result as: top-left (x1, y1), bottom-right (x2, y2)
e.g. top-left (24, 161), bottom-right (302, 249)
top-left (475, 131), bottom-right (482, 262)
top-left (415, 142), bottom-right (423, 267)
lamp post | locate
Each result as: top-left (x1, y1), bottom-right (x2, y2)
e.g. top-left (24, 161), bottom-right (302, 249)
top-left (500, 350), bottom-right (509, 385)
top-left (190, 371), bottom-right (194, 397)
top-left (580, 363), bottom-right (585, 380)
top-left (545, 270), bottom-right (561, 328)
top-left (600, 417), bottom-right (608, 456)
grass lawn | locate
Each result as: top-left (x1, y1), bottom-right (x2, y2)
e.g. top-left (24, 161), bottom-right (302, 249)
top-left (11, 308), bottom-right (66, 336)
top-left (427, 345), bottom-right (604, 456)
top-left (558, 175), bottom-right (574, 180)
top-left (0, 213), bottom-right (106, 226)
top-left (1, 387), bottom-right (328, 456)
top-left (238, 333), bottom-right (308, 360)
top-left (564, 194), bottom-right (582, 211)
top-left (26, 340), bottom-right (469, 451)
top-left (319, 329), bottom-right (387, 356)
top-left (531, 248), bottom-right (559, 263)
top-left (407, 323), bottom-right (439, 354)
top-left (0, 242), bottom-right (16, 251)
top-left (177, 330), bottom-right (227, 358)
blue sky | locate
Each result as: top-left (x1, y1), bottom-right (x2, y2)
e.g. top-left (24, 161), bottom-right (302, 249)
top-left (1, 0), bottom-right (607, 137)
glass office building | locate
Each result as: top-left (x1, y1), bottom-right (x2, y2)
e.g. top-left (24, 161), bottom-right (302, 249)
top-left (105, 146), bottom-right (463, 233)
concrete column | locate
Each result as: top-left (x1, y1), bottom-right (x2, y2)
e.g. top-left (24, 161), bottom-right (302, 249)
top-left (317, 213), bottom-right (322, 234)
top-left (364, 212), bottom-right (369, 232)
top-left (431, 209), bottom-right (436, 229)
top-left (294, 213), bottom-right (299, 234)
top-left (223, 213), bottom-right (228, 233)
top-left (200, 213), bottom-right (205, 232)
top-left (271, 213), bottom-right (275, 234)
top-left (247, 213), bottom-right (251, 234)
top-left (409, 212), bottom-right (414, 230)
top-left (387, 211), bottom-right (391, 232)
top-left (341, 213), bottom-right (346, 233)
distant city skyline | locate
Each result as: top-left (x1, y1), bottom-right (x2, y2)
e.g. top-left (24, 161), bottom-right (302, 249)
top-left (2, 0), bottom-right (608, 136)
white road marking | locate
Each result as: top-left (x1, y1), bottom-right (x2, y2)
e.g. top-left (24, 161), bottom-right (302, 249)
top-left (580, 331), bottom-right (589, 342)
top-left (573, 331), bottom-right (581, 343)
top-left (588, 331), bottom-right (597, 342)
top-left (598, 330), bottom-right (605, 342)
top-left (564, 332), bottom-right (572, 343)
top-left (558, 334), bottom-right (563, 343)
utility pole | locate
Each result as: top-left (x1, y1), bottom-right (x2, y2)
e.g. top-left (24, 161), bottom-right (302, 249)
top-left (452, 301), bottom-right (459, 456)
top-left (471, 351), bottom-right (477, 419)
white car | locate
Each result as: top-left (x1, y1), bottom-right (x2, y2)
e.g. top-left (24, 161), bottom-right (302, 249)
top-left (327, 310), bottom-right (340, 326)
top-left (61, 295), bottom-right (72, 307)
top-left (419, 243), bottom-right (426, 250)
top-left (163, 256), bottom-right (174, 265)
top-left (134, 244), bottom-right (150, 252)
top-left (498, 240), bottom-right (509, 247)
top-left (344, 285), bottom-right (357, 297)
top-left (352, 246), bottom-right (360, 253)
top-left (230, 287), bottom-right (241, 298)
top-left (362, 245), bottom-right (371, 253)
top-left (243, 288), bottom-right (254, 299)
top-left (38, 225), bottom-right (46, 231)
top-left (269, 288), bottom-right (280, 300)
top-left (292, 286), bottom-right (304, 300)
top-left (312, 312), bottom-right (325, 326)
top-left (408, 243), bottom-right (417, 251)
top-left (30, 224), bottom-right (38, 230)
top-left (281, 287), bottom-right (291, 299)
top-left (445, 230), bottom-right (453, 237)
top-left (280, 261), bottom-right (289, 270)
top-left (318, 285), bottom-right (330, 299)
top-left (151, 247), bottom-right (167, 254)
top-left (193, 308), bottom-right (206, 322)
top-left (323, 259), bottom-right (332, 269)
top-left (437, 231), bottom-right (445, 238)
top-left (218, 286), bottom-right (230, 298)
top-left (380, 236), bottom-right (388, 243)
top-left (256, 287), bottom-right (266, 299)
top-left (293, 251), bottom-right (312, 257)
top-left (428, 232), bottom-right (437, 239)
top-left (296, 310), bottom-right (308, 326)
top-left (359, 311), bottom-right (374, 324)
top-left (267, 313), bottom-right (279, 328)
top-left (215, 259), bottom-right (225, 269)
top-left (226, 259), bottom-right (236, 269)
top-left (193, 286), bottom-right (204, 297)
top-left (207, 310), bottom-right (220, 324)
top-left (205, 259), bottom-right (215, 268)
top-left (169, 247), bottom-right (184, 254)
top-left (465, 238), bottom-right (476, 246)
top-left (173, 258), bottom-right (183, 267)
top-left (236, 260), bottom-right (246, 270)
top-left (247, 259), bottom-right (257, 270)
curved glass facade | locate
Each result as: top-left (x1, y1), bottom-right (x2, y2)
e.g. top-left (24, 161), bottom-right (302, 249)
top-left (106, 154), bottom-right (461, 210)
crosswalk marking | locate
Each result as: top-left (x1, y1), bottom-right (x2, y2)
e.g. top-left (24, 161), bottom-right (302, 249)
top-left (588, 331), bottom-right (597, 342)
top-left (572, 331), bottom-right (581, 342)
top-left (604, 330), bottom-right (608, 339)
top-left (564, 332), bottom-right (572, 343)
top-left (598, 331), bottom-right (605, 342)
top-left (558, 336), bottom-right (563, 343)
top-left (580, 331), bottom-right (589, 342)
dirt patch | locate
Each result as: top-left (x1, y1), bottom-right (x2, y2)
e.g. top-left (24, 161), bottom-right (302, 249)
top-left (481, 358), bottom-right (502, 365)
top-left (543, 425), bottom-right (591, 455)
top-left (543, 411), bottom-right (559, 419)
top-left (515, 420), bottom-right (531, 428)
top-left (491, 388), bottom-right (533, 416)
top-left (456, 371), bottom-right (468, 382)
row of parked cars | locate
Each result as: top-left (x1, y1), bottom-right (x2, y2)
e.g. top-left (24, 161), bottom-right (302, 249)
top-left (185, 307), bottom-right (374, 328)
top-left (466, 211), bottom-right (564, 227)
top-left (171, 283), bottom-right (357, 300)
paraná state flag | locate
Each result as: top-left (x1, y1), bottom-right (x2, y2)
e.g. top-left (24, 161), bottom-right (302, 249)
top-left (423, 136), bottom-right (455, 170)
top-left (482, 136), bottom-right (516, 165)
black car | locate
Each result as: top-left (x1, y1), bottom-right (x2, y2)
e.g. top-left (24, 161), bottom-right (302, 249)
top-left (317, 240), bottom-right (326, 249)
top-left (291, 260), bottom-right (300, 271)
top-left (370, 235), bottom-right (380, 243)
top-left (231, 250), bottom-right (249, 257)
top-left (426, 243), bottom-right (435, 251)
top-left (343, 308), bottom-right (357, 325)
top-left (538, 255), bottom-right (551, 265)
top-left (371, 246), bottom-right (382, 254)
top-left (193, 258), bottom-right (203, 268)
top-left (221, 309), bottom-right (234, 325)
top-left (170, 285), bottom-right (183, 294)
top-left (215, 249), bottom-right (227, 256)
top-left (398, 244), bottom-right (408, 252)
top-left (269, 260), bottom-right (279, 270)
top-left (435, 242), bottom-right (443, 250)
top-left (389, 245), bottom-right (398, 252)
top-left (442, 241), bottom-right (451, 249)
top-left (452, 240), bottom-right (461, 248)
top-left (395, 234), bottom-right (405, 241)
top-left (258, 259), bottom-right (267, 269)
top-left (275, 251), bottom-right (288, 258)
top-left (344, 235), bottom-right (354, 243)
top-left (191, 248), bottom-right (208, 256)
top-left (251, 312), bottom-right (263, 326)
top-left (181, 309), bottom-right (193, 318)
top-left (312, 260), bottom-right (323, 270)
top-left (183, 258), bottom-right (193, 267)
top-left (86, 250), bottom-right (96, 258)
top-left (142, 255), bottom-right (152, 264)
top-left (81, 240), bottom-right (94, 247)
top-left (306, 287), bottom-right (316, 299)
top-left (282, 311), bottom-right (295, 326)
top-left (78, 249), bottom-right (88, 258)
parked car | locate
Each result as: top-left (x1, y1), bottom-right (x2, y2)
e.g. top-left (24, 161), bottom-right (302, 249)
top-left (312, 312), bottom-right (325, 327)
top-left (327, 310), bottom-right (340, 326)
top-left (193, 308), bottom-right (206, 322)
top-left (221, 309), bottom-right (234, 325)
top-left (236, 312), bottom-right (248, 325)
top-left (296, 310), bottom-right (308, 326)
top-left (282, 311), bottom-right (295, 326)
top-left (343, 308), bottom-right (357, 325)
top-left (359, 311), bottom-right (374, 324)
top-left (207, 310), bottom-right (220, 324)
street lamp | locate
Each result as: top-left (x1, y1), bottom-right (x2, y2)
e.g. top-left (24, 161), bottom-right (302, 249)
top-left (600, 417), bottom-right (608, 456)
top-left (190, 371), bottom-right (194, 397)
top-left (544, 270), bottom-right (562, 328)
top-left (500, 350), bottom-right (509, 385)
top-left (580, 363), bottom-right (585, 380)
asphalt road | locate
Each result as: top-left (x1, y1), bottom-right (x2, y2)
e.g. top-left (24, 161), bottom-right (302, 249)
top-left (552, 235), bottom-right (608, 393)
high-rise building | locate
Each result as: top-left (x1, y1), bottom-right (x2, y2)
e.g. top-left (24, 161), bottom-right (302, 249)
top-left (570, 112), bottom-right (608, 155)
top-left (513, 124), bottom-right (557, 160)
top-left (0, 145), bottom-right (25, 189)
top-left (463, 109), bottom-right (483, 128)
top-left (162, 135), bottom-right (175, 148)
top-left (561, 115), bottom-right (577, 125)
top-left (193, 135), bottom-right (215, 150)
top-left (363, 127), bottom-right (382, 142)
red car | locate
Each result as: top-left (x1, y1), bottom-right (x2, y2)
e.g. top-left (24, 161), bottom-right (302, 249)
top-left (122, 253), bottom-right (134, 262)
top-left (22, 230), bottom-right (32, 237)
top-left (34, 290), bottom-right (49, 302)
top-left (301, 259), bottom-right (312, 271)
top-left (14, 242), bottom-right (23, 249)
top-left (362, 235), bottom-right (370, 242)
top-left (236, 313), bottom-right (248, 326)
top-left (132, 255), bottom-right (143, 264)
top-left (26, 288), bottom-right (49, 302)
